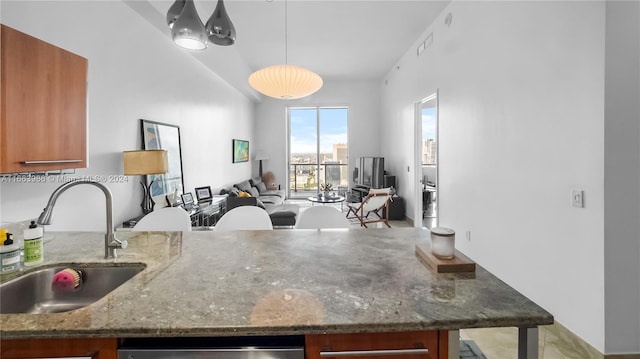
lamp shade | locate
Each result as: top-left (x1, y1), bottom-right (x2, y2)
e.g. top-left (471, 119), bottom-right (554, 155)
top-left (123, 150), bottom-right (169, 175)
top-left (248, 64), bottom-right (323, 100)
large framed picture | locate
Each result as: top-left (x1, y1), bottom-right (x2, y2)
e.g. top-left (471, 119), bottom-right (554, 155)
top-left (141, 119), bottom-right (184, 203)
top-left (232, 139), bottom-right (249, 163)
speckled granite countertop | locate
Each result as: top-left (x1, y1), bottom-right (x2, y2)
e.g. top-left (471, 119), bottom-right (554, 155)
top-left (0, 229), bottom-right (553, 339)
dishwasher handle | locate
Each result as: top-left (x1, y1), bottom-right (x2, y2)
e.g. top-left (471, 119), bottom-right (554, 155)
top-left (320, 348), bottom-right (429, 357)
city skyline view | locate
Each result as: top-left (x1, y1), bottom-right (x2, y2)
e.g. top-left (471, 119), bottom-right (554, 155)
top-left (289, 107), bottom-right (348, 154)
top-left (288, 107), bottom-right (349, 193)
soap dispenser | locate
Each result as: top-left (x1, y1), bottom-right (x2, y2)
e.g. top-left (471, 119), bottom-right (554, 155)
top-left (23, 221), bottom-right (44, 266)
top-left (0, 231), bottom-right (20, 273)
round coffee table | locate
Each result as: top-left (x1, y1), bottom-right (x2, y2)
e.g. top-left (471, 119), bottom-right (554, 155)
top-left (307, 195), bottom-right (346, 212)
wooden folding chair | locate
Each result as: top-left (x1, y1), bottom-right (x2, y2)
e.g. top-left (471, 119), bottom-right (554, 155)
top-left (345, 188), bottom-right (392, 228)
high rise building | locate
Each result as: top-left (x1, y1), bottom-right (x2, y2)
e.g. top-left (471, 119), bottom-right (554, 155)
top-left (423, 139), bottom-right (437, 165)
top-left (333, 144), bottom-right (349, 186)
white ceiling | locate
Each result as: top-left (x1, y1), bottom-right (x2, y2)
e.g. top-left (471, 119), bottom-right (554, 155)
top-left (128, 0), bottom-right (450, 100)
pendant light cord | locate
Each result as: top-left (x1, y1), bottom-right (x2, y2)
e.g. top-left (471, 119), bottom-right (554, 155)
top-left (284, 0), bottom-right (288, 65)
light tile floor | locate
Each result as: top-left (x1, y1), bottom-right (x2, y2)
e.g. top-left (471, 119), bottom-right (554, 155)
top-left (459, 325), bottom-right (607, 359)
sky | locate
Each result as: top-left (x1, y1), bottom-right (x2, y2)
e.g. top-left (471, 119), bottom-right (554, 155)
top-left (422, 107), bottom-right (436, 141)
top-left (290, 107), bottom-right (348, 154)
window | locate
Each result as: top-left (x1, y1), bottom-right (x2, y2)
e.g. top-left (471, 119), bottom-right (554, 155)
top-left (288, 107), bottom-right (349, 198)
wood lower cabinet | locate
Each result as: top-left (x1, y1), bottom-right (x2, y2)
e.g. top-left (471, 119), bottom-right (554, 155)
top-left (1, 24), bottom-right (87, 174)
top-left (0, 338), bottom-right (117, 359)
top-left (305, 331), bottom-right (448, 359)
top-left (0, 331), bottom-right (447, 359)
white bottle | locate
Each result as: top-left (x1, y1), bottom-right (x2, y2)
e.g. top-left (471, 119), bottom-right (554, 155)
top-left (23, 221), bottom-right (43, 266)
top-left (0, 233), bottom-right (20, 273)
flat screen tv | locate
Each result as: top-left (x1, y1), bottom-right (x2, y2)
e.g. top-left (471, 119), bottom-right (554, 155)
top-left (232, 139), bottom-right (249, 163)
top-left (358, 157), bottom-right (384, 188)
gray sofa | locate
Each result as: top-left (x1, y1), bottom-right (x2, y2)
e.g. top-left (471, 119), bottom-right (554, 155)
top-left (220, 177), bottom-right (299, 227)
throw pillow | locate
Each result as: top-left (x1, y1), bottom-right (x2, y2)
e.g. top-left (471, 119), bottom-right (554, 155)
top-left (234, 180), bottom-right (253, 192)
top-left (239, 191), bottom-right (251, 197)
top-left (228, 188), bottom-right (240, 197)
top-left (247, 187), bottom-right (260, 198)
top-left (255, 182), bottom-right (267, 193)
top-left (250, 177), bottom-right (263, 187)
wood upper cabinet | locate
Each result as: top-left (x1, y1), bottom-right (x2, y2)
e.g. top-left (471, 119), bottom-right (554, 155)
top-left (306, 331), bottom-right (449, 359)
top-left (1, 24), bottom-right (87, 174)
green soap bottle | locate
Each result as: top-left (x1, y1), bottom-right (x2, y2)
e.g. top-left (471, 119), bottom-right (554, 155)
top-left (23, 221), bottom-right (43, 266)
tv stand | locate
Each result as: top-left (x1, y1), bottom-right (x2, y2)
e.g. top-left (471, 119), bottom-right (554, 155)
top-left (349, 185), bottom-right (370, 203)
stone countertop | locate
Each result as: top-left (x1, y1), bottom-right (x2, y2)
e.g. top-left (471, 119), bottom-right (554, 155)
top-left (0, 228), bottom-right (553, 339)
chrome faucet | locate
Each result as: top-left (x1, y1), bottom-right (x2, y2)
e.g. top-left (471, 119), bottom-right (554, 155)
top-left (37, 180), bottom-right (127, 259)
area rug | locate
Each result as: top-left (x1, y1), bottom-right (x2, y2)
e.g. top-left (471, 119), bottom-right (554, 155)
top-left (286, 199), bottom-right (396, 228)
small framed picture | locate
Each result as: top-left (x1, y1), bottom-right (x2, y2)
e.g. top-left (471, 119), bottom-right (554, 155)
top-left (195, 186), bottom-right (213, 203)
top-left (232, 139), bottom-right (249, 163)
top-left (181, 192), bottom-right (195, 207)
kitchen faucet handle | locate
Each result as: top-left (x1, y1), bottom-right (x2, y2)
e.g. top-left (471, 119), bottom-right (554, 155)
top-left (111, 235), bottom-right (128, 250)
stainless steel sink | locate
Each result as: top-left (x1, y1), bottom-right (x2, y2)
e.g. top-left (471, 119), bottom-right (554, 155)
top-left (0, 263), bottom-right (145, 314)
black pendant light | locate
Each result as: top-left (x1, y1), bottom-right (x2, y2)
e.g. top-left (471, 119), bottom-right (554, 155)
top-left (167, 0), bottom-right (235, 49)
top-left (170, 0), bottom-right (207, 51)
top-left (206, 0), bottom-right (236, 46)
top-left (166, 0), bottom-right (186, 29)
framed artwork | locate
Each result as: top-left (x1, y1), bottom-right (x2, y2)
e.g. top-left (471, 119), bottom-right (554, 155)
top-left (141, 119), bottom-right (184, 204)
top-left (195, 186), bottom-right (213, 202)
top-left (232, 139), bottom-right (249, 163)
top-left (181, 192), bottom-right (195, 206)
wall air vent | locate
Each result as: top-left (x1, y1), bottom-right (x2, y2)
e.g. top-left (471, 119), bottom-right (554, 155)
top-left (417, 33), bottom-right (433, 56)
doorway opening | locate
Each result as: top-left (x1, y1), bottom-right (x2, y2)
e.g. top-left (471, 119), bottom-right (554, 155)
top-left (414, 92), bottom-right (438, 228)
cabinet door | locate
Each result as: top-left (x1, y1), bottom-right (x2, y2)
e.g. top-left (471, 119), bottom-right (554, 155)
top-left (305, 331), bottom-right (448, 359)
top-left (1, 24), bottom-right (87, 174)
top-left (0, 338), bottom-right (117, 359)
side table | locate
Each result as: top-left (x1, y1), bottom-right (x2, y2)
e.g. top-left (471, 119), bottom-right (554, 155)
top-left (383, 196), bottom-right (405, 220)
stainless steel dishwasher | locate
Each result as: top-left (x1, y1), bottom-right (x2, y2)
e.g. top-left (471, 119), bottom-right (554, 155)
top-left (117, 336), bottom-right (305, 359)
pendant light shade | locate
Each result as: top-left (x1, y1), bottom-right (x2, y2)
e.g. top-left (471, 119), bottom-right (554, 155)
top-left (248, 0), bottom-right (323, 100)
top-left (166, 0), bottom-right (186, 29)
top-left (170, 0), bottom-right (207, 50)
top-left (249, 65), bottom-right (323, 100)
top-left (206, 0), bottom-right (236, 46)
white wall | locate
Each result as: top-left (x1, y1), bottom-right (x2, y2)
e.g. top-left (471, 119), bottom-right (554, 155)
top-left (0, 1), bottom-right (254, 231)
top-left (604, 1), bottom-right (640, 354)
top-left (253, 80), bottom-right (381, 191)
top-left (381, 0), bottom-right (609, 353)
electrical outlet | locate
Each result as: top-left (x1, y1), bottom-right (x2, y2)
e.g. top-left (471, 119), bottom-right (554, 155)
top-left (466, 230), bottom-right (471, 241)
top-left (572, 189), bottom-right (584, 208)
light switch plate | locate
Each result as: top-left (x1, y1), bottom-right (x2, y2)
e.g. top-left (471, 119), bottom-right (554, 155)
top-left (572, 189), bottom-right (584, 208)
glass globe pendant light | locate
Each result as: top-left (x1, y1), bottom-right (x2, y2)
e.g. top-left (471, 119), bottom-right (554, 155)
top-left (206, 0), bottom-right (236, 46)
top-left (170, 0), bottom-right (207, 50)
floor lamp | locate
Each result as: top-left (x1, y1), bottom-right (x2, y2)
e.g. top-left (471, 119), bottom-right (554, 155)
top-left (254, 151), bottom-right (269, 177)
top-left (123, 150), bottom-right (169, 215)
